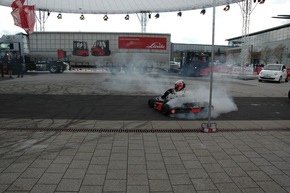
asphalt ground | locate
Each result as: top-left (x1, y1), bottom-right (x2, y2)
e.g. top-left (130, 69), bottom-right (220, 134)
top-left (0, 94), bottom-right (289, 121)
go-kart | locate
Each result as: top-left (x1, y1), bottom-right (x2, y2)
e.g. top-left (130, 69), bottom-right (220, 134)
top-left (148, 96), bottom-right (213, 116)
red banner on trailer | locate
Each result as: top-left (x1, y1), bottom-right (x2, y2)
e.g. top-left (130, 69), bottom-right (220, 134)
top-left (118, 36), bottom-right (167, 50)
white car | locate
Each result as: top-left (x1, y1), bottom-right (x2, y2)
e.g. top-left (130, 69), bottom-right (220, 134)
top-left (258, 64), bottom-right (287, 83)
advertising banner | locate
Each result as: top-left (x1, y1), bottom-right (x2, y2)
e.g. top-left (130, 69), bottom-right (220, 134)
top-left (118, 36), bottom-right (167, 50)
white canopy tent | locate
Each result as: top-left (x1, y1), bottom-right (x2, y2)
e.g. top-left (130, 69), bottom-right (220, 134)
top-left (0, 0), bottom-right (242, 14)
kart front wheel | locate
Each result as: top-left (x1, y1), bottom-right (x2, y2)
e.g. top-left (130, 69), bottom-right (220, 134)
top-left (161, 104), bottom-right (171, 115)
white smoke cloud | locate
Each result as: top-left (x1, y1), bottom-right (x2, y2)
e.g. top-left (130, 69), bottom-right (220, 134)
top-left (165, 85), bottom-right (238, 119)
top-left (103, 66), bottom-right (238, 119)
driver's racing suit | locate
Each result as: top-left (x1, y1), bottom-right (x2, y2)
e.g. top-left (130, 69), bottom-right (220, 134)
top-left (161, 88), bottom-right (186, 101)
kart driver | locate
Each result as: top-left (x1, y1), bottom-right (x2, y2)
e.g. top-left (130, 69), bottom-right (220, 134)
top-left (161, 80), bottom-right (186, 100)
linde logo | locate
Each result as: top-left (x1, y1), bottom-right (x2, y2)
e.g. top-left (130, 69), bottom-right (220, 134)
top-left (146, 42), bottom-right (165, 49)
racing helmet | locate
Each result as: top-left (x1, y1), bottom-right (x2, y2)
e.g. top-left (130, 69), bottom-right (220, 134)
top-left (174, 80), bottom-right (186, 91)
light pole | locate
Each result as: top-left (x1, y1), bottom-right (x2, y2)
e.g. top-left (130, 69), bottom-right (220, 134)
top-left (201, 0), bottom-right (217, 133)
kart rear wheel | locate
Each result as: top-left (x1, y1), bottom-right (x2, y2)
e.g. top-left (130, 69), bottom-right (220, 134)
top-left (161, 104), bottom-right (171, 115)
top-left (148, 99), bottom-right (155, 108)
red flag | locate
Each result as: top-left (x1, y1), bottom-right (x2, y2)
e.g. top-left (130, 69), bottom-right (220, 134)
top-left (11, 0), bottom-right (35, 34)
top-left (11, 0), bottom-right (25, 10)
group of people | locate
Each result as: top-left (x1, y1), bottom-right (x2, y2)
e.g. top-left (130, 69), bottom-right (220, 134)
top-left (0, 51), bottom-right (25, 78)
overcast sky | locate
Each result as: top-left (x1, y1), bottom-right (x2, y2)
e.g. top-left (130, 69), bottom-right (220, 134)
top-left (0, 0), bottom-right (289, 45)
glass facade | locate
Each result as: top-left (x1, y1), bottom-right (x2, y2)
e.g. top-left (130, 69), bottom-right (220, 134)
top-left (227, 23), bottom-right (290, 66)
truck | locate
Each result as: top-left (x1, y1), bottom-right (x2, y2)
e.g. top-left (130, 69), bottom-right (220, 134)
top-left (1, 31), bottom-right (172, 73)
top-left (0, 33), bottom-right (68, 73)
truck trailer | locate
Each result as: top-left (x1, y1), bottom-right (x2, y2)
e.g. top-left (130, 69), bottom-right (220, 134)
top-left (28, 31), bottom-right (171, 72)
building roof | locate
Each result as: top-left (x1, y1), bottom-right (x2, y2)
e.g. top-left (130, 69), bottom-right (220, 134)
top-left (226, 22), bottom-right (290, 41)
top-left (0, 0), bottom-right (242, 14)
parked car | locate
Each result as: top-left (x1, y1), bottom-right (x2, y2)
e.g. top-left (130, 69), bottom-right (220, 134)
top-left (258, 64), bottom-right (288, 83)
top-left (288, 89), bottom-right (290, 100)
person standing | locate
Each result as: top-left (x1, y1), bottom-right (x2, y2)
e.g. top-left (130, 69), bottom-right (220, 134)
top-left (0, 55), bottom-right (4, 78)
top-left (3, 52), bottom-right (13, 78)
top-left (15, 52), bottom-right (24, 78)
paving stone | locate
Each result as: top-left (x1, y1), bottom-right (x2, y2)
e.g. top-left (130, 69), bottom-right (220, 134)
top-left (127, 185), bottom-right (150, 193)
top-left (93, 149), bottom-right (111, 157)
top-left (166, 164), bottom-right (187, 174)
top-left (90, 156), bottom-right (110, 164)
top-left (218, 159), bottom-right (239, 168)
top-left (4, 163), bottom-right (30, 173)
top-left (108, 160), bottom-right (127, 170)
top-left (169, 174), bottom-right (192, 185)
top-left (198, 156), bottom-right (217, 164)
top-left (30, 159), bottom-right (53, 168)
top-left (30, 184), bottom-right (57, 193)
top-left (79, 185), bottom-right (103, 193)
top-left (240, 187), bottom-right (266, 193)
top-left (69, 160), bottom-right (90, 169)
top-left (259, 165), bottom-right (284, 175)
top-left (172, 184), bottom-right (197, 193)
top-left (148, 170), bottom-right (169, 180)
top-left (191, 178), bottom-right (217, 191)
top-left (87, 164), bottom-right (108, 175)
top-left (224, 167), bottom-right (248, 177)
top-left (103, 179), bottom-right (127, 192)
top-left (232, 176), bottom-right (259, 189)
top-left (37, 173), bottom-right (63, 184)
top-left (128, 149), bottom-right (145, 157)
top-left (208, 172), bottom-right (232, 183)
top-left (149, 179), bottom-right (173, 192)
top-left (182, 160), bottom-right (203, 169)
top-left (179, 153), bottom-right (198, 161)
top-left (8, 178), bottom-right (38, 191)
top-left (128, 164), bottom-right (147, 174)
top-left (146, 161), bottom-right (166, 170)
top-left (0, 172), bottom-right (21, 184)
top-left (230, 155), bottom-right (250, 163)
top-left (46, 163), bottom-right (69, 173)
top-left (63, 168), bottom-right (86, 179)
top-left (110, 153), bottom-right (128, 161)
top-left (21, 167), bottom-right (46, 178)
top-left (202, 163), bottom-right (224, 173)
top-left (56, 179), bottom-right (82, 192)
top-left (257, 181), bottom-right (288, 193)
top-left (53, 155), bottom-right (74, 164)
top-left (246, 170), bottom-right (272, 181)
top-left (215, 182), bottom-right (242, 193)
top-left (106, 169), bottom-right (127, 180)
top-left (145, 153), bottom-right (163, 161)
top-left (82, 174), bottom-right (105, 186)
top-left (164, 157), bottom-right (182, 165)
top-left (0, 185), bottom-right (9, 193)
top-left (188, 168), bottom-right (209, 179)
top-left (128, 156), bottom-right (146, 165)
top-left (128, 174), bottom-right (149, 185)
top-left (270, 174), bottom-right (290, 187)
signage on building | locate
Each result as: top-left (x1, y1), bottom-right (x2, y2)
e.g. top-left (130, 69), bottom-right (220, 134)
top-left (118, 36), bottom-right (167, 50)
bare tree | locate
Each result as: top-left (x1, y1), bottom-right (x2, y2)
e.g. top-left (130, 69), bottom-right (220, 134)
top-left (272, 44), bottom-right (286, 63)
top-left (260, 46), bottom-right (272, 65)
